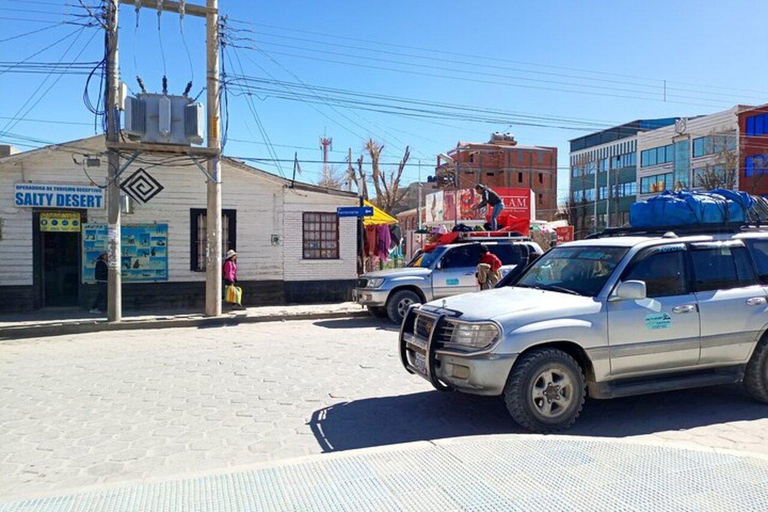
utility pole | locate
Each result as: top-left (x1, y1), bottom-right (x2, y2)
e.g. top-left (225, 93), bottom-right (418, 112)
top-left (347, 147), bottom-right (353, 192)
top-left (106, 0), bottom-right (121, 322)
top-left (205, 0), bottom-right (222, 317)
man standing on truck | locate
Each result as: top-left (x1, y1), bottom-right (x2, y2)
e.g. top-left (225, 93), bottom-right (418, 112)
top-left (476, 245), bottom-right (503, 290)
top-left (473, 184), bottom-right (504, 231)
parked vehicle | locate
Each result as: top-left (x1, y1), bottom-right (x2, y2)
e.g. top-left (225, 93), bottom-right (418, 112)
top-left (354, 235), bottom-right (542, 324)
top-left (400, 225), bottom-right (768, 432)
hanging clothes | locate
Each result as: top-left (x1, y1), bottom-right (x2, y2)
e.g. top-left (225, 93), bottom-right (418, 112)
top-left (375, 224), bottom-right (391, 261)
top-left (365, 225), bottom-right (378, 257)
top-left (388, 224), bottom-right (402, 249)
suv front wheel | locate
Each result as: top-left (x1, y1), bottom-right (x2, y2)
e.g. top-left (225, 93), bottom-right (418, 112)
top-left (745, 336), bottom-right (768, 403)
top-left (386, 289), bottom-right (420, 325)
top-left (504, 348), bottom-right (585, 433)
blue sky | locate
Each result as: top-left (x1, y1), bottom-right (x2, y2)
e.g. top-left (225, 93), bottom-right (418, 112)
top-left (2, 0), bottom-right (767, 201)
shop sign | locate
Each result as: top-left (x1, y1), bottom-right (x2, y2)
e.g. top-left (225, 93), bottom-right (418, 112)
top-left (82, 223), bottom-right (168, 283)
top-left (555, 226), bottom-right (575, 244)
top-left (14, 183), bottom-right (104, 209)
top-left (425, 187), bottom-right (534, 223)
top-left (40, 212), bottom-right (81, 232)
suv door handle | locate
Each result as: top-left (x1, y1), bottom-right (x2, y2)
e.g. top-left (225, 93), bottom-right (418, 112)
top-left (746, 297), bottom-right (767, 306)
top-left (672, 305), bottom-right (696, 314)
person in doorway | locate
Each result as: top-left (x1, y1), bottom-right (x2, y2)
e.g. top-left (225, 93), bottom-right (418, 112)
top-left (90, 252), bottom-right (108, 314)
top-left (473, 184), bottom-right (504, 231)
top-left (476, 245), bottom-right (503, 290)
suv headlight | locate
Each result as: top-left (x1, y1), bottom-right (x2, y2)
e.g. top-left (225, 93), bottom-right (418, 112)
top-left (367, 278), bottom-right (385, 289)
top-left (446, 322), bottom-right (500, 350)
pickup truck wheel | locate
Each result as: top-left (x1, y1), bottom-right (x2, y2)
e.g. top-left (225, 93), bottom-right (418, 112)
top-left (504, 348), bottom-right (585, 433)
top-left (386, 290), bottom-right (420, 325)
top-left (744, 336), bottom-right (768, 403)
top-left (367, 306), bottom-right (388, 319)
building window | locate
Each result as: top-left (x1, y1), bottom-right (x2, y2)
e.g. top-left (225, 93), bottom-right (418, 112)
top-left (190, 209), bottom-right (237, 272)
top-left (518, 172), bottom-right (523, 183)
top-left (640, 173), bottom-right (674, 194)
top-left (746, 156), bottom-right (768, 177)
top-left (693, 135), bottom-right (737, 158)
top-left (640, 144), bottom-right (674, 167)
top-left (302, 212), bottom-right (339, 259)
top-left (747, 113), bottom-right (768, 136)
top-left (537, 193), bottom-right (543, 204)
top-left (536, 153), bottom-right (544, 164)
top-left (538, 172), bottom-right (543, 184)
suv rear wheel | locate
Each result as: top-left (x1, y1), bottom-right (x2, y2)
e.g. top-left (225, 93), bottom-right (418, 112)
top-left (504, 348), bottom-right (585, 433)
top-left (745, 336), bottom-right (768, 403)
top-left (386, 289), bottom-right (420, 325)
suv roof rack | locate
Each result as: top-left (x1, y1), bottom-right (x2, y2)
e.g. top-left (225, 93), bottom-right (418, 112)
top-left (587, 223), bottom-right (768, 239)
top-left (454, 231), bottom-right (531, 242)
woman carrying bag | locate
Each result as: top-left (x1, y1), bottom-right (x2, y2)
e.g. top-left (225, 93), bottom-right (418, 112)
top-left (223, 249), bottom-right (243, 308)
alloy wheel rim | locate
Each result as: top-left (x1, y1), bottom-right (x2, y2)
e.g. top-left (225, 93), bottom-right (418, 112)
top-left (397, 298), bottom-right (414, 317)
top-left (531, 367), bottom-right (574, 419)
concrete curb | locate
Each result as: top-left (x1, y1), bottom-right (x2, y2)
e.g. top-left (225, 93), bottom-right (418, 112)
top-left (0, 310), bottom-right (369, 341)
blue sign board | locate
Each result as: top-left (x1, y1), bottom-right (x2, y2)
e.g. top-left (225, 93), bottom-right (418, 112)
top-left (82, 223), bottom-right (169, 283)
top-left (14, 183), bottom-right (104, 209)
top-left (337, 206), bottom-right (373, 217)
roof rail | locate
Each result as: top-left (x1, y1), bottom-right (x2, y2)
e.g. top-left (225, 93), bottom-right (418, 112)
top-left (455, 231), bottom-right (531, 242)
top-left (587, 223), bottom-right (768, 239)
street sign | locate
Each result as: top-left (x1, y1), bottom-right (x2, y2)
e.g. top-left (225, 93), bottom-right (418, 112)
top-left (337, 206), bottom-right (373, 217)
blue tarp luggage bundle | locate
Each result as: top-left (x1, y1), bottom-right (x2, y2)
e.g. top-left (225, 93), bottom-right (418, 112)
top-left (629, 189), bottom-right (758, 228)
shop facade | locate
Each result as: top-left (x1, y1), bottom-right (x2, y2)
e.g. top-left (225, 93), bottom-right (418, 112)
top-left (0, 136), bottom-right (359, 313)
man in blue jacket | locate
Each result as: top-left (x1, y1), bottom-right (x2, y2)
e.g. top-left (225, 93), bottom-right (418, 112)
top-left (90, 252), bottom-right (108, 314)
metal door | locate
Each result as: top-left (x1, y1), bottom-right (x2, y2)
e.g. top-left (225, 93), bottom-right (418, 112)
top-left (690, 242), bottom-right (768, 365)
top-left (607, 245), bottom-right (701, 376)
top-left (432, 245), bottom-right (480, 298)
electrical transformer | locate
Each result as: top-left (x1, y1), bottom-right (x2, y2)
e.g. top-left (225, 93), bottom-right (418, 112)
top-left (121, 94), bottom-right (204, 145)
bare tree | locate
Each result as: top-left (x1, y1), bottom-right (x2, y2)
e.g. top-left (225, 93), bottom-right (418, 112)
top-left (694, 132), bottom-right (738, 191)
top-left (354, 139), bottom-right (411, 212)
top-left (318, 165), bottom-right (345, 190)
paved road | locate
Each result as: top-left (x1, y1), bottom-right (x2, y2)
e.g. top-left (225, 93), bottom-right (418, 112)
top-left (2, 317), bottom-right (768, 501)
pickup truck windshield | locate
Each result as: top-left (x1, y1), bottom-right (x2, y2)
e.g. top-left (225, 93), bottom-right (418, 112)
top-left (516, 246), bottom-right (628, 297)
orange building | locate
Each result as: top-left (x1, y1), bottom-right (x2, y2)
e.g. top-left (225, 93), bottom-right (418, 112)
top-left (434, 133), bottom-right (558, 221)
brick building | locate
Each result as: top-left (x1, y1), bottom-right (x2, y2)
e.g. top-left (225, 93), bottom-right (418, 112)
top-left (434, 133), bottom-right (558, 220)
top-left (738, 104), bottom-right (768, 196)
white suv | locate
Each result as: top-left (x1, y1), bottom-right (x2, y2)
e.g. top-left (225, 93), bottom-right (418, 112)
top-left (400, 228), bottom-right (768, 432)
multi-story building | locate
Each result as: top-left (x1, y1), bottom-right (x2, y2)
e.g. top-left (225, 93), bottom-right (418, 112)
top-left (738, 104), bottom-right (768, 196)
top-left (569, 119), bottom-right (676, 236)
top-left (636, 105), bottom-right (753, 201)
top-left (434, 133), bottom-right (558, 220)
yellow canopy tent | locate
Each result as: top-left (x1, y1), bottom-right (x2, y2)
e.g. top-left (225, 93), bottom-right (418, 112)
top-left (362, 200), bottom-right (397, 226)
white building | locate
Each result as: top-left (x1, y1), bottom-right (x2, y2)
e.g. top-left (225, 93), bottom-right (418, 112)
top-left (636, 106), bottom-right (752, 198)
top-left (0, 136), bottom-right (359, 313)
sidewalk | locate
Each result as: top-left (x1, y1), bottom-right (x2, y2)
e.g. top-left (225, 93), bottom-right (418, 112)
top-left (0, 302), bottom-right (368, 340)
top-left (2, 435), bottom-right (767, 511)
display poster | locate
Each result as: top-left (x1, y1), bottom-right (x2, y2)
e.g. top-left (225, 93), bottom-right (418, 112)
top-left (555, 226), bottom-right (575, 244)
top-left (39, 212), bottom-right (81, 232)
top-left (82, 223), bottom-right (168, 283)
top-left (424, 187), bottom-right (534, 223)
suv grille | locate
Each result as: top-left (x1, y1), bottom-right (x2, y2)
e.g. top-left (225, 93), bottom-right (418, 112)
top-left (357, 278), bottom-right (368, 288)
top-left (415, 314), bottom-right (436, 338)
top-left (434, 321), bottom-right (456, 344)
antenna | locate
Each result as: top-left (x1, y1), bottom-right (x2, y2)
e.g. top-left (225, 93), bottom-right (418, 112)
top-left (319, 133), bottom-right (333, 172)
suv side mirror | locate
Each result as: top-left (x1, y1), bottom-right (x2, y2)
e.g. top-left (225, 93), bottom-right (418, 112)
top-left (612, 280), bottom-right (647, 301)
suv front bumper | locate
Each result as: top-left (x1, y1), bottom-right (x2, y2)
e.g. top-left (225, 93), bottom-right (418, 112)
top-left (399, 308), bottom-right (517, 396)
top-left (352, 287), bottom-right (389, 307)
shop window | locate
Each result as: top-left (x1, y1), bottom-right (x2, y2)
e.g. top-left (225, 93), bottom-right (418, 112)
top-left (303, 212), bottom-right (339, 259)
top-left (190, 209), bottom-right (237, 272)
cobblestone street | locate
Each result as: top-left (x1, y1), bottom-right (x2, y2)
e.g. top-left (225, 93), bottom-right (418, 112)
top-left (2, 317), bottom-right (768, 502)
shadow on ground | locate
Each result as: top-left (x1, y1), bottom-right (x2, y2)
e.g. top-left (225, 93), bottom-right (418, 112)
top-left (313, 317), bottom-right (399, 332)
top-left (310, 384), bottom-right (768, 452)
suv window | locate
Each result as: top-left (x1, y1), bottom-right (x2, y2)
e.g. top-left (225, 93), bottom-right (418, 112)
top-left (690, 244), bottom-right (757, 292)
top-left (442, 245), bottom-right (480, 268)
top-left (484, 244), bottom-right (523, 265)
top-left (623, 247), bottom-right (688, 297)
top-left (745, 239), bottom-right (768, 284)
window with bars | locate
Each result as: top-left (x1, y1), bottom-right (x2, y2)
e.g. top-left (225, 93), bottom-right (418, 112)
top-left (190, 209), bottom-right (237, 272)
top-left (302, 212), bottom-right (339, 259)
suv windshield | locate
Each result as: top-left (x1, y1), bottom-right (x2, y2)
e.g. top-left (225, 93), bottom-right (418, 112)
top-left (408, 247), bottom-right (445, 268)
top-left (516, 246), bottom-right (628, 296)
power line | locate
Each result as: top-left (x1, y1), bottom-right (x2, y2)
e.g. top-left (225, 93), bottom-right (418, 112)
top-left (226, 19), bottom-right (768, 99)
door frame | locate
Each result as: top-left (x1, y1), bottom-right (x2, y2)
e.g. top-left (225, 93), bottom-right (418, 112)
top-left (32, 209), bottom-right (87, 308)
